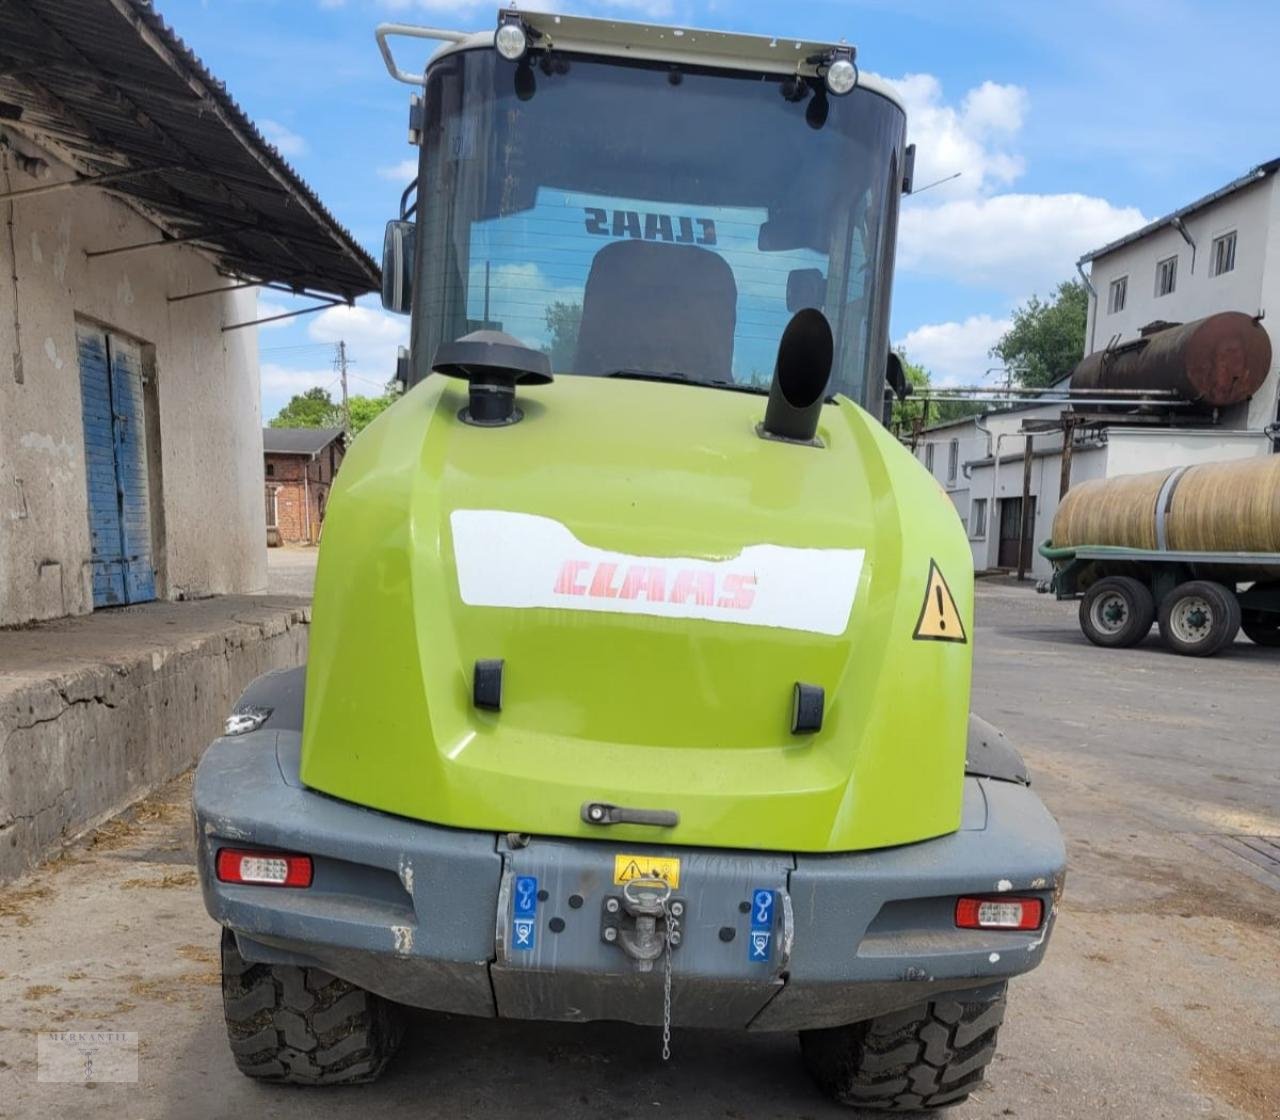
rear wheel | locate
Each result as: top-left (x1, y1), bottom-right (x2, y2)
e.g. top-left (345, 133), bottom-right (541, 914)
top-left (1078, 576), bottom-right (1155, 648)
top-left (800, 984), bottom-right (1006, 1111)
top-left (220, 927), bottom-right (405, 1084)
top-left (1157, 580), bottom-right (1240, 657)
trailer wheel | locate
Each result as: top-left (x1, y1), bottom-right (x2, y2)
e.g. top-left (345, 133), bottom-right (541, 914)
top-left (1158, 581), bottom-right (1240, 657)
top-left (1241, 611), bottom-right (1280, 647)
top-left (1079, 576), bottom-right (1155, 648)
top-left (220, 927), bottom-right (404, 1085)
top-left (800, 984), bottom-right (1006, 1111)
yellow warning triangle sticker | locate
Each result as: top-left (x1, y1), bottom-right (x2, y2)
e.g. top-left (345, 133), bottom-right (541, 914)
top-left (913, 560), bottom-right (967, 643)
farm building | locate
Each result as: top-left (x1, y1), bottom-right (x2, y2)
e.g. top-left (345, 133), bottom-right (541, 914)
top-left (263, 427), bottom-right (346, 546)
top-left (0, 0), bottom-right (377, 626)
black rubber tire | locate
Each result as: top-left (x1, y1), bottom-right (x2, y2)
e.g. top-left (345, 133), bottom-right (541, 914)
top-left (1157, 580), bottom-right (1241, 657)
top-left (1241, 612), bottom-right (1280, 647)
top-left (1078, 576), bottom-right (1156, 648)
top-left (800, 984), bottom-right (1007, 1111)
top-left (220, 927), bottom-right (405, 1084)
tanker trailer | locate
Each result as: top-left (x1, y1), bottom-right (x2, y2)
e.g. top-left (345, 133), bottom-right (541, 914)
top-left (1041, 456), bottom-right (1280, 655)
top-left (1070, 312), bottom-right (1271, 414)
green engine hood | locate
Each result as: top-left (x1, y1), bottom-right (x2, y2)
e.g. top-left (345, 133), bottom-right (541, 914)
top-left (299, 375), bottom-right (974, 853)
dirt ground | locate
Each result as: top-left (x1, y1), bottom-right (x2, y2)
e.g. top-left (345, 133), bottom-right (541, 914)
top-left (0, 580), bottom-right (1277, 1119)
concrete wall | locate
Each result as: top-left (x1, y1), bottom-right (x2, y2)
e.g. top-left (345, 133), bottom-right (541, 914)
top-left (0, 139), bottom-right (267, 626)
top-left (1083, 174), bottom-right (1279, 430)
top-left (0, 597), bottom-right (308, 884)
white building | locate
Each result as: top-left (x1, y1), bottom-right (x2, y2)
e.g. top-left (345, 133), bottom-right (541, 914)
top-left (0, 1), bottom-right (378, 626)
top-left (1081, 158), bottom-right (1280, 432)
top-left (914, 159), bottom-right (1279, 580)
top-left (913, 396), bottom-right (1064, 575)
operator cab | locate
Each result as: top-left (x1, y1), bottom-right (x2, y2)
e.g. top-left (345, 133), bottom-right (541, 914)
top-left (379, 10), bottom-right (912, 418)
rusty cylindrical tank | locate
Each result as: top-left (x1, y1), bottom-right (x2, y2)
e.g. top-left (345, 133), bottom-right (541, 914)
top-left (1052, 456), bottom-right (1280, 578)
top-left (1070, 312), bottom-right (1271, 411)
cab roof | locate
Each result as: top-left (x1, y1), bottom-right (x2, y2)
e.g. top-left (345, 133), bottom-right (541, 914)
top-left (415, 9), bottom-right (905, 114)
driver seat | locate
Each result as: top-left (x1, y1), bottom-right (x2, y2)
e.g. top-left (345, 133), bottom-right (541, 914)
top-left (572, 240), bottom-right (737, 380)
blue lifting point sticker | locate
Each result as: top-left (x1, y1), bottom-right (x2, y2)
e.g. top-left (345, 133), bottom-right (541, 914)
top-left (513, 875), bottom-right (538, 951)
top-left (749, 888), bottom-right (775, 962)
top-left (749, 929), bottom-right (772, 962)
top-left (514, 876), bottom-right (538, 916)
top-left (513, 917), bottom-right (536, 951)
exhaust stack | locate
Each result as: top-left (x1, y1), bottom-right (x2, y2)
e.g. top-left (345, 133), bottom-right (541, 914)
top-left (760, 309), bottom-right (833, 445)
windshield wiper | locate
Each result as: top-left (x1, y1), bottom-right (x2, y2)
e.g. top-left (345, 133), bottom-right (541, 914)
top-left (606, 368), bottom-right (692, 384)
top-left (604, 369), bottom-right (767, 395)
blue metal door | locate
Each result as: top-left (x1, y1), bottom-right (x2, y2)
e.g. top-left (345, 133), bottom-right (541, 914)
top-left (77, 327), bottom-right (156, 607)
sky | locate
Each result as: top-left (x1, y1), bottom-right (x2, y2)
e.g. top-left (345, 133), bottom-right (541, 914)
top-left (155, 0), bottom-right (1280, 418)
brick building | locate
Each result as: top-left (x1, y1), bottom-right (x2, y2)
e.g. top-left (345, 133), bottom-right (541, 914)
top-left (263, 428), bottom-right (346, 545)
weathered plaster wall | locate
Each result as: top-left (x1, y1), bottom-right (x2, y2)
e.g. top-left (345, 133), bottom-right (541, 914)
top-left (0, 140), bottom-right (267, 626)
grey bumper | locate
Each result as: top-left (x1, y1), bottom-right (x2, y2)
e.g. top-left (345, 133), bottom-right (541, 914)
top-left (194, 732), bottom-right (1065, 1031)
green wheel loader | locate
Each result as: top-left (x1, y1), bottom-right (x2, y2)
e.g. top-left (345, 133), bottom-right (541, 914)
top-left (195, 9), bottom-right (1065, 1110)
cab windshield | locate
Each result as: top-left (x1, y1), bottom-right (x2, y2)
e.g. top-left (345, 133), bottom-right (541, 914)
top-left (413, 49), bottom-right (905, 409)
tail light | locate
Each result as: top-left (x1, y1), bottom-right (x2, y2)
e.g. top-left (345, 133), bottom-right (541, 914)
top-left (955, 895), bottom-right (1043, 931)
top-left (216, 848), bottom-right (313, 888)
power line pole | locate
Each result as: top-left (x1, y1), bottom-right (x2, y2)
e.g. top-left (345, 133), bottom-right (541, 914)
top-left (337, 340), bottom-right (351, 435)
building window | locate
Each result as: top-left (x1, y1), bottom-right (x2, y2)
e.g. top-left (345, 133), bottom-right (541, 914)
top-left (1211, 231), bottom-right (1236, 277)
top-left (266, 462), bottom-right (275, 478)
top-left (947, 439), bottom-right (959, 483)
top-left (1155, 255), bottom-right (1177, 297)
top-left (265, 486), bottom-right (278, 529)
top-left (924, 443), bottom-right (935, 473)
top-left (970, 498), bottom-right (988, 539)
top-left (1108, 275), bottom-right (1127, 314)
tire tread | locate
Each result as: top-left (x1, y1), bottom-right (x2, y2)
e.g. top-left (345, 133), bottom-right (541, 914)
top-left (801, 985), bottom-right (1007, 1112)
top-left (219, 927), bottom-right (404, 1085)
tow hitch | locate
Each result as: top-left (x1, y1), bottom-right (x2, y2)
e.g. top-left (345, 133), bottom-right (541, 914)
top-left (600, 877), bottom-right (685, 973)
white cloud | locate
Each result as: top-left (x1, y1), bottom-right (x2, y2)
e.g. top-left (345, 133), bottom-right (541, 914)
top-left (897, 315), bottom-right (1012, 386)
top-left (874, 73), bottom-right (1028, 198)
top-left (259, 119), bottom-right (308, 159)
top-left (260, 363), bottom-right (336, 396)
top-left (377, 158), bottom-right (419, 182)
top-left (899, 193), bottom-right (1147, 295)
top-left (255, 300), bottom-right (294, 328)
top-left (307, 303), bottom-right (410, 386)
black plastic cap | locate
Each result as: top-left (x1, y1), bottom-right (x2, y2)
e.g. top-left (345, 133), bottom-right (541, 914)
top-left (474, 659), bottom-right (504, 711)
top-left (791, 682), bottom-right (824, 734)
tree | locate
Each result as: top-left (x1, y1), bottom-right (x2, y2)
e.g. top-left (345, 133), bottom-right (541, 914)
top-left (890, 357), bottom-right (982, 432)
top-left (269, 387), bottom-right (341, 429)
top-left (543, 300), bottom-right (582, 370)
top-left (990, 279), bottom-right (1089, 388)
top-left (347, 385), bottom-right (402, 435)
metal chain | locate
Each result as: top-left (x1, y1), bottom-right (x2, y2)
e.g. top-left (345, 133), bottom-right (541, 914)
top-left (660, 897), bottom-right (679, 1062)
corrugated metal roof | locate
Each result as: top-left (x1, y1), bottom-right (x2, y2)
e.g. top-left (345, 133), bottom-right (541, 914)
top-left (0, 0), bottom-right (379, 300)
top-left (1079, 158), bottom-right (1280, 266)
top-left (263, 427), bottom-right (346, 455)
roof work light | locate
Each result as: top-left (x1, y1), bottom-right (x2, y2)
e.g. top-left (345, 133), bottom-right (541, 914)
top-left (495, 13), bottom-right (530, 61)
top-left (823, 48), bottom-right (858, 96)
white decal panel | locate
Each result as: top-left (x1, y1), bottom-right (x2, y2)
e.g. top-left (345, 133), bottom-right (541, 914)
top-left (450, 509), bottom-right (864, 637)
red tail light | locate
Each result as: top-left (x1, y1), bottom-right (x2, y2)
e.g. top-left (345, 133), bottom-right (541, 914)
top-left (955, 895), bottom-right (1043, 931)
top-left (216, 848), bottom-right (313, 888)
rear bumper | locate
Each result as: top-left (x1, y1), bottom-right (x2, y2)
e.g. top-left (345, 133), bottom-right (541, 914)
top-left (193, 732), bottom-right (1065, 1031)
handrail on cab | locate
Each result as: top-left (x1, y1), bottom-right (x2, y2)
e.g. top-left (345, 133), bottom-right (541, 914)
top-left (376, 23), bottom-right (470, 86)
